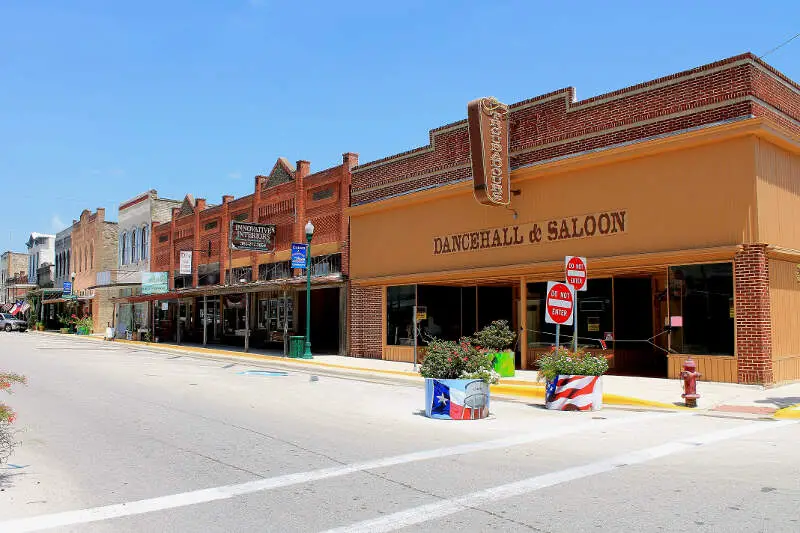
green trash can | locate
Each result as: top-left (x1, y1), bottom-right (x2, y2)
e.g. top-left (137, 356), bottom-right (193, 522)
top-left (492, 351), bottom-right (516, 378)
top-left (289, 336), bottom-right (305, 358)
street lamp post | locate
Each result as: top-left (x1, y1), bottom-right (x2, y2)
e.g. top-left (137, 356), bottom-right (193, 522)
top-left (241, 278), bottom-right (249, 353)
top-left (302, 220), bottom-right (314, 359)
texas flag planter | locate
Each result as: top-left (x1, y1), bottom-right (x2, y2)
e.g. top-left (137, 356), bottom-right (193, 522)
top-left (545, 375), bottom-right (603, 411)
top-left (424, 378), bottom-right (490, 420)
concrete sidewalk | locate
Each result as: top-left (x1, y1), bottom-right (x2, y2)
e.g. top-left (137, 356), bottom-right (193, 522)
top-left (28, 331), bottom-right (800, 416)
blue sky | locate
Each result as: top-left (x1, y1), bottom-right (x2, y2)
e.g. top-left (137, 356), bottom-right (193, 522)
top-left (1, 0), bottom-right (798, 252)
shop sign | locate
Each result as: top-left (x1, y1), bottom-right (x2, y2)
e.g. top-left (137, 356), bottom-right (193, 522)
top-left (142, 272), bottom-right (169, 295)
top-left (565, 256), bottom-right (587, 291)
top-left (179, 251), bottom-right (192, 275)
top-left (433, 210), bottom-right (627, 255)
top-left (416, 306), bottom-right (427, 322)
top-left (467, 97), bottom-right (511, 207)
top-left (230, 221), bottom-right (276, 253)
top-left (545, 281), bottom-right (574, 326)
top-left (291, 243), bottom-right (308, 269)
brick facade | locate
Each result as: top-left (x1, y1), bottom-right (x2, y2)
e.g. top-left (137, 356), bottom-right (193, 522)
top-left (150, 154), bottom-right (356, 289)
top-left (351, 53), bottom-right (800, 206)
top-left (348, 285), bottom-right (382, 359)
top-left (71, 208), bottom-right (119, 332)
top-left (735, 244), bottom-right (773, 384)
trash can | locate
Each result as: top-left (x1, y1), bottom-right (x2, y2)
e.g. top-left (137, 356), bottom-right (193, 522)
top-left (289, 336), bottom-right (305, 358)
top-left (492, 351), bottom-right (516, 378)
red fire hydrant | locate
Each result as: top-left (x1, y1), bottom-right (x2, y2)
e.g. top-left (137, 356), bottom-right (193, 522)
top-left (680, 358), bottom-right (701, 408)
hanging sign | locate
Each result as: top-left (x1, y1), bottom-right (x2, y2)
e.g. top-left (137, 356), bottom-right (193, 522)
top-left (179, 251), bottom-right (192, 275)
top-left (565, 256), bottom-right (587, 291)
top-left (467, 96), bottom-right (511, 206)
top-left (230, 221), bottom-right (276, 252)
top-left (291, 243), bottom-right (308, 269)
top-left (545, 281), bottom-right (574, 326)
top-left (62, 281), bottom-right (72, 296)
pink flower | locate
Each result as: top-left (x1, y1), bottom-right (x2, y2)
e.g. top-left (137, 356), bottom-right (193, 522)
top-left (447, 358), bottom-right (452, 363)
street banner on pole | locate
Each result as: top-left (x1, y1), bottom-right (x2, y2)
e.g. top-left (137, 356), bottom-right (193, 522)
top-left (179, 251), bottom-right (192, 275)
top-left (291, 243), bottom-right (308, 269)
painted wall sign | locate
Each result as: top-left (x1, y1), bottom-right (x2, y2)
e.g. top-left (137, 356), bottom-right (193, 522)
top-left (230, 221), bottom-right (276, 253)
top-left (467, 97), bottom-right (511, 206)
top-left (432, 210), bottom-right (627, 255)
top-left (141, 272), bottom-right (169, 295)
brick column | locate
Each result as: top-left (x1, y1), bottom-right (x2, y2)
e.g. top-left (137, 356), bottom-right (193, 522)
top-left (169, 208), bottom-right (179, 290)
top-left (349, 285), bottom-right (382, 358)
top-left (193, 198), bottom-right (206, 288)
top-left (221, 195), bottom-right (233, 285)
top-left (294, 161), bottom-right (310, 278)
top-left (251, 178), bottom-right (262, 281)
top-left (340, 153), bottom-right (358, 278)
top-left (735, 244), bottom-right (773, 384)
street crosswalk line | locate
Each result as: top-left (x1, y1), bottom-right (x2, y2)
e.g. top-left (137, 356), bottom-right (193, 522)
top-left (321, 419), bottom-right (795, 533)
top-left (0, 411), bottom-right (677, 533)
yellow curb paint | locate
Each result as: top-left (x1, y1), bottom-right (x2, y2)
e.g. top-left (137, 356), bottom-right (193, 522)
top-left (38, 332), bottom-right (685, 410)
top-left (774, 404), bottom-right (800, 419)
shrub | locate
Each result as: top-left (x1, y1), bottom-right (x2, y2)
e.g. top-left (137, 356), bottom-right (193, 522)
top-left (1, 372), bottom-right (26, 464)
top-left (472, 319), bottom-right (516, 353)
top-left (536, 346), bottom-right (610, 383)
top-left (419, 336), bottom-right (499, 384)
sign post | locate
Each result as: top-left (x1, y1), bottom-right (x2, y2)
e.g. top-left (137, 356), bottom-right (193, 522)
top-left (545, 281), bottom-right (575, 349)
top-left (565, 256), bottom-right (587, 351)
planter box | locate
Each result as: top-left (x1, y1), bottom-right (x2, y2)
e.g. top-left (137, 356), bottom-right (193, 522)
top-left (545, 375), bottom-right (603, 411)
top-left (491, 350), bottom-right (515, 378)
top-left (424, 378), bottom-right (490, 420)
top-left (76, 326), bottom-right (91, 335)
top-left (59, 328), bottom-right (69, 334)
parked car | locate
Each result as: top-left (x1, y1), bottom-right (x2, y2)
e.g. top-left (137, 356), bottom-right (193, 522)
top-left (0, 313), bottom-right (28, 332)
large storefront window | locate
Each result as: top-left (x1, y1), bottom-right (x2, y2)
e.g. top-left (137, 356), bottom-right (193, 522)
top-left (668, 263), bottom-right (734, 355)
top-left (387, 285), bottom-right (415, 346)
top-left (417, 285), bottom-right (462, 342)
top-left (526, 279), bottom-right (612, 350)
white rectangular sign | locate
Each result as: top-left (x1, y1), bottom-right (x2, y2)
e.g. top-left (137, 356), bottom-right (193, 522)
top-left (179, 250), bottom-right (192, 275)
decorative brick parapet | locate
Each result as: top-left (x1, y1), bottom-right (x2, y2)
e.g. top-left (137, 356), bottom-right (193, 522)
top-left (735, 244), bottom-right (774, 384)
top-left (352, 53), bottom-right (800, 207)
top-left (348, 285), bottom-right (382, 359)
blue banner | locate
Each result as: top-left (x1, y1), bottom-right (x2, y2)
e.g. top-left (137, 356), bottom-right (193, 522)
top-left (62, 281), bottom-right (72, 296)
top-left (291, 243), bottom-right (308, 269)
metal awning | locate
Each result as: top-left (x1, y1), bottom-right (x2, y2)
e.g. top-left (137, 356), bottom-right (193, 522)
top-left (112, 274), bottom-right (345, 304)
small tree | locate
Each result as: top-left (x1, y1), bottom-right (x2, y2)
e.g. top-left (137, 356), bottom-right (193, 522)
top-left (1, 372), bottom-right (26, 464)
top-left (472, 320), bottom-right (516, 353)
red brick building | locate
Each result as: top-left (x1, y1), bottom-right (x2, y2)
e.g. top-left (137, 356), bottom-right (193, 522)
top-left (123, 153), bottom-right (357, 354)
top-left (347, 53), bottom-right (800, 384)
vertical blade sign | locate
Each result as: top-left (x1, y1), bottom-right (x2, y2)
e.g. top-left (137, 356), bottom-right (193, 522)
top-left (468, 97), bottom-right (511, 206)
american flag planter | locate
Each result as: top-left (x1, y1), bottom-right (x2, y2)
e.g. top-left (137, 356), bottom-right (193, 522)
top-left (425, 378), bottom-right (490, 420)
top-left (545, 375), bottom-right (603, 411)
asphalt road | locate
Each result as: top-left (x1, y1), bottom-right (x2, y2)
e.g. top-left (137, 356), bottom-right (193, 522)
top-left (0, 333), bottom-right (798, 532)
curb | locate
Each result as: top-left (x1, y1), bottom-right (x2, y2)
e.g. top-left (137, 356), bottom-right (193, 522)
top-left (774, 404), bottom-right (800, 419)
top-left (30, 331), bottom-right (685, 410)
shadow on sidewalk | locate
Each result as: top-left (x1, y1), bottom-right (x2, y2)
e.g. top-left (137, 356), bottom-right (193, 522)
top-left (755, 396), bottom-right (800, 409)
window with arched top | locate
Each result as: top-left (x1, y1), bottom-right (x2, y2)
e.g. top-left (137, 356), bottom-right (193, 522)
top-left (66, 250), bottom-right (70, 276)
top-left (120, 232), bottom-right (127, 266)
top-left (141, 225), bottom-right (148, 262)
top-left (90, 243), bottom-right (93, 269)
top-left (132, 228), bottom-right (139, 264)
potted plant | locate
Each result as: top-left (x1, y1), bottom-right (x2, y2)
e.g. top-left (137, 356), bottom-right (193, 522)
top-left (73, 315), bottom-right (93, 335)
top-left (537, 346), bottom-right (609, 411)
top-left (419, 336), bottom-right (499, 420)
top-left (472, 320), bottom-right (517, 378)
top-left (35, 322), bottom-right (45, 331)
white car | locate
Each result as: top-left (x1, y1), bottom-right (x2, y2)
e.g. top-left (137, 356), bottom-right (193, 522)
top-left (0, 313), bottom-right (28, 332)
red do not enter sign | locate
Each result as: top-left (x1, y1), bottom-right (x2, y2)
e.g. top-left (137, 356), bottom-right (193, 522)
top-left (545, 281), bottom-right (575, 326)
top-left (565, 255), bottom-right (587, 291)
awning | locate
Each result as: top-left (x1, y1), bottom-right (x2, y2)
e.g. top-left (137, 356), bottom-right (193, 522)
top-left (112, 273), bottom-right (345, 304)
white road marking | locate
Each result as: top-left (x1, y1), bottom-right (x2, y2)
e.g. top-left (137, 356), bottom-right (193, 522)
top-left (322, 420), bottom-right (794, 533)
top-left (0, 412), bottom-right (675, 532)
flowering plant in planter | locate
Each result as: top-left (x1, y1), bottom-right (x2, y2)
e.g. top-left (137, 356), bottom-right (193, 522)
top-left (536, 346), bottom-right (609, 382)
top-left (71, 314), bottom-right (93, 334)
top-left (419, 336), bottom-right (500, 385)
top-left (1, 371), bottom-right (26, 463)
top-left (472, 320), bottom-right (516, 377)
top-left (537, 346), bottom-right (609, 411)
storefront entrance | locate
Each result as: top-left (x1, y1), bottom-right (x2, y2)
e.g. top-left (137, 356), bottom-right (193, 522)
top-left (612, 276), bottom-right (667, 377)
